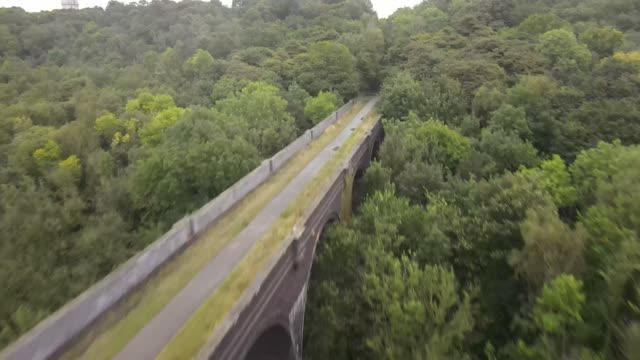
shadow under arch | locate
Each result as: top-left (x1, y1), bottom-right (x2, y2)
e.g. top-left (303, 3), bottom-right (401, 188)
top-left (301, 212), bottom-right (341, 356)
top-left (351, 168), bottom-right (366, 214)
top-left (315, 212), bottom-right (340, 244)
top-left (244, 324), bottom-right (295, 360)
top-left (371, 127), bottom-right (385, 161)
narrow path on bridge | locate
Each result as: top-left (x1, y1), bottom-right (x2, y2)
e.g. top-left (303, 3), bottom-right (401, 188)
top-left (111, 98), bottom-right (378, 360)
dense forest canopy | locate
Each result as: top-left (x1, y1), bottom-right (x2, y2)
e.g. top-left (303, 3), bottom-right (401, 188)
top-left (0, 0), bottom-right (380, 347)
top-left (1, 0), bottom-right (640, 359)
top-left (304, 0), bottom-right (640, 359)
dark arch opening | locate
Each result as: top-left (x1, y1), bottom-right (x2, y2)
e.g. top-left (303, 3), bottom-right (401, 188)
top-left (245, 325), bottom-right (294, 360)
top-left (371, 129), bottom-right (385, 161)
top-left (316, 214), bottom-right (339, 244)
top-left (302, 214), bottom-right (340, 357)
top-left (301, 213), bottom-right (340, 352)
top-left (351, 168), bottom-right (366, 214)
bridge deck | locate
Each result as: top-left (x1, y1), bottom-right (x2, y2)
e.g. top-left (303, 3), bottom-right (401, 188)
top-left (65, 99), bottom-right (378, 360)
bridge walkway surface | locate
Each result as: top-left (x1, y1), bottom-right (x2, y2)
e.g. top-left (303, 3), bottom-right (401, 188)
top-left (52, 98), bottom-right (379, 360)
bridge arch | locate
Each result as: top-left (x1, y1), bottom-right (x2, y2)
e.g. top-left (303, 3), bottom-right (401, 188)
top-left (351, 168), bottom-right (366, 213)
top-left (371, 127), bottom-right (385, 161)
top-left (244, 324), bottom-right (295, 360)
top-left (301, 212), bottom-right (341, 356)
top-left (315, 212), bottom-right (340, 244)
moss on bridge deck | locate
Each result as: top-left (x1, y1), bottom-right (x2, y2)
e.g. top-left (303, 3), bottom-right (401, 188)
top-left (61, 101), bottom-right (366, 360)
top-left (157, 110), bottom-right (380, 360)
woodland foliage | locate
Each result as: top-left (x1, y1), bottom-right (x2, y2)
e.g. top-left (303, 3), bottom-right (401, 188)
top-left (1, 0), bottom-right (640, 358)
top-left (305, 0), bottom-right (640, 359)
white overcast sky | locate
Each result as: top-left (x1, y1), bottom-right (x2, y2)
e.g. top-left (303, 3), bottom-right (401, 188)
top-left (0, 0), bottom-right (422, 18)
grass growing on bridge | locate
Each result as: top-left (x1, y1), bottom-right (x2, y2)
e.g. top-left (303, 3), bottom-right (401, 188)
top-left (61, 102), bottom-right (366, 360)
top-left (156, 110), bottom-right (381, 360)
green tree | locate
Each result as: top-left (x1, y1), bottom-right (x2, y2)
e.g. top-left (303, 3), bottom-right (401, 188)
top-left (580, 26), bottom-right (624, 57)
top-left (515, 275), bottom-right (587, 359)
top-left (538, 29), bottom-right (592, 70)
top-left (442, 59), bottom-right (507, 101)
top-left (211, 77), bottom-right (251, 103)
top-left (478, 129), bottom-right (540, 173)
top-left (6, 125), bottom-right (54, 176)
top-left (95, 113), bottom-right (124, 144)
top-left (472, 82), bottom-right (505, 124)
top-left (130, 114), bottom-right (261, 223)
top-left (378, 115), bottom-right (471, 201)
top-left (362, 161), bottom-right (391, 198)
top-left (58, 155), bottom-right (82, 181)
top-left (304, 91), bottom-right (340, 124)
top-left (440, 172), bottom-right (554, 348)
top-left (305, 188), bottom-right (458, 359)
top-left (515, 13), bottom-right (571, 37)
top-left (487, 104), bottom-right (532, 140)
top-left (282, 82), bottom-right (311, 132)
top-left (293, 41), bottom-right (360, 99)
top-left (379, 72), bottom-right (424, 120)
top-left (511, 208), bottom-right (585, 289)
top-left (421, 76), bottom-right (467, 125)
top-left (139, 107), bottom-right (187, 146)
top-left (216, 82), bottom-right (296, 156)
top-left (32, 139), bottom-right (61, 168)
top-left (0, 24), bottom-right (20, 57)
top-left (363, 255), bottom-right (473, 359)
top-left (518, 155), bottom-right (578, 208)
top-left (354, 188), bottom-right (452, 265)
top-left (0, 179), bottom-right (86, 346)
top-left (569, 141), bottom-right (639, 208)
top-left (183, 49), bottom-right (215, 78)
top-left (612, 51), bottom-right (640, 68)
top-left (125, 93), bottom-right (176, 116)
top-left (567, 99), bottom-right (640, 148)
top-left (507, 75), bottom-right (559, 152)
top-left (340, 25), bottom-right (385, 90)
top-left (571, 142), bottom-right (640, 291)
top-left (420, 7), bottom-right (449, 32)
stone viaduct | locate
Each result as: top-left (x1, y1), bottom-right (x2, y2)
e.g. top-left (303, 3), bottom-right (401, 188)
top-left (206, 120), bottom-right (383, 360)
